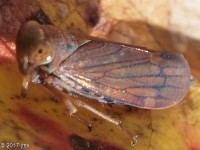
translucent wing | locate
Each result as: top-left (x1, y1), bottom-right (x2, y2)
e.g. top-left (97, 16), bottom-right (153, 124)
top-left (50, 40), bottom-right (191, 109)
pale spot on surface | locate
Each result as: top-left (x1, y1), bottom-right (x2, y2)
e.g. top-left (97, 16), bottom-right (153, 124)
top-left (143, 98), bottom-right (156, 108)
top-left (46, 56), bottom-right (52, 61)
top-left (163, 67), bottom-right (186, 75)
top-left (107, 64), bottom-right (161, 77)
top-left (126, 88), bottom-right (157, 97)
top-left (159, 87), bottom-right (182, 100)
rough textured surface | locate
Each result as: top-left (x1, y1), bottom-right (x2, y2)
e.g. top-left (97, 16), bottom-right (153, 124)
top-left (0, 0), bottom-right (200, 150)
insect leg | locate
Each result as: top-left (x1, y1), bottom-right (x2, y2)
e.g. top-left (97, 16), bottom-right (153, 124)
top-left (21, 75), bottom-right (30, 97)
top-left (43, 84), bottom-right (92, 131)
top-left (44, 78), bottom-right (138, 145)
top-left (65, 100), bottom-right (92, 131)
top-left (74, 100), bottom-right (138, 146)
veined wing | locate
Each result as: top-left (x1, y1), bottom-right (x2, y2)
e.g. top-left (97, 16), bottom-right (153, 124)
top-left (52, 40), bottom-right (191, 109)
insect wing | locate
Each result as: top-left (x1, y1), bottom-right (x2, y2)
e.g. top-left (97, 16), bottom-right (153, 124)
top-left (53, 40), bottom-right (191, 109)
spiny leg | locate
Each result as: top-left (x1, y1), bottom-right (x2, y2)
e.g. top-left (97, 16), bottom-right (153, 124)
top-left (74, 100), bottom-right (138, 146)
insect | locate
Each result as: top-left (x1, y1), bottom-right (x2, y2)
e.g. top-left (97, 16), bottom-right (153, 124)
top-left (16, 21), bottom-right (191, 145)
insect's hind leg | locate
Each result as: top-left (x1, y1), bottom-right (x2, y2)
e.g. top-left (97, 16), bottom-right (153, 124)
top-left (65, 100), bottom-right (92, 131)
top-left (74, 100), bottom-right (138, 146)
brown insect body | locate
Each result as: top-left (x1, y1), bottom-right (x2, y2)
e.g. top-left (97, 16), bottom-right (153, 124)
top-left (16, 21), bottom-right (191, 109)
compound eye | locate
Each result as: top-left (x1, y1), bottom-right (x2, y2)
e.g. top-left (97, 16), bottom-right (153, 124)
top-left (28, 40), bottom-right (54, 65)
top-left (16, 21), bottom-right (55, 74)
